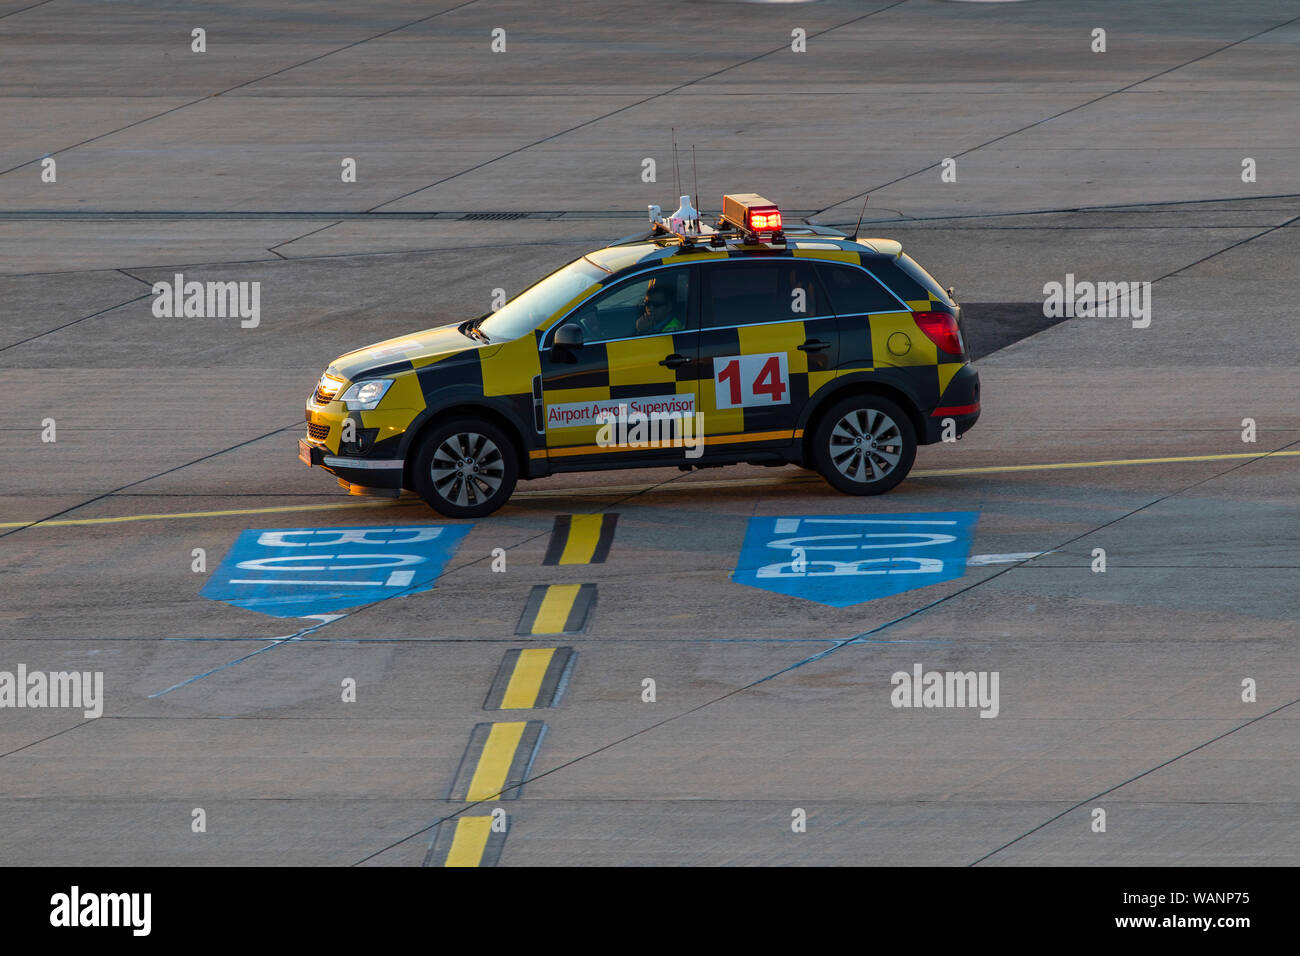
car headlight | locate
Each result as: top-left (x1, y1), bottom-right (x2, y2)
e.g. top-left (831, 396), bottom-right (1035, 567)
top-left (314, 371), bottom-right (347, 403)
top-left (340, 379), bottom-right (394, 410)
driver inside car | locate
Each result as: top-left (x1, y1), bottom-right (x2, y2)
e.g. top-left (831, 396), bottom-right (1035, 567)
top-left (635, 278), bottom-right (685, 334)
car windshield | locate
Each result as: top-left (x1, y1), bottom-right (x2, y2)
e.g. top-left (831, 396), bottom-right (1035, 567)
top-left (477, 258), bottom-right (606, 341)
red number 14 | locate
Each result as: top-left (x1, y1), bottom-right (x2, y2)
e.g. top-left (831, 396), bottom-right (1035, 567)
top-left (717, 356), bottom-right (787, 405)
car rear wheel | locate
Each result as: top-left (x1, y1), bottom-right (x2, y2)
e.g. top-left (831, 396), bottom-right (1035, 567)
top-left (412, 418), bottom-right (518, 518)
top-left (811, 395), bottom-right (916, 495)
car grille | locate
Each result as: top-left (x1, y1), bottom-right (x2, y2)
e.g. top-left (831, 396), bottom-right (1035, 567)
top-left (306, 422), bottom-right (330, 440)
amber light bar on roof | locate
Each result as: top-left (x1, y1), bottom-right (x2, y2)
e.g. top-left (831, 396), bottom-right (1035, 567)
top-left (721, 192), bottom-right (783, 235)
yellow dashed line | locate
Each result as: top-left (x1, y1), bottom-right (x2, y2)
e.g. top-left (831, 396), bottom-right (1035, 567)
top-left (915, 450), bottom-right (1300, 477)
top-left (500, 648), bottom-right (557, 709)
top-left (531, 586), bottom-right (581, 635)
top-left (557, 513), bottom-right (604, 564)
top-left (465, 721), bottom-right (527, 801)
top-left (5, 450), bottom-right (1296, 529)
top-left (442, 816), bottom-right (494, 867)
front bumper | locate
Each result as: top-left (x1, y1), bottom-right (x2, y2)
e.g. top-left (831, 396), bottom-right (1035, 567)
top-left (299, 438), bottom-right (405, 494)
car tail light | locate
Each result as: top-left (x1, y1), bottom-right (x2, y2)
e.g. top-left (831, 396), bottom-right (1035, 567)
top-left (912, 311), bottom-right (965, 357)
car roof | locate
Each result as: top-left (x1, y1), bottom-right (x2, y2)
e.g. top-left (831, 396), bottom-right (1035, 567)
top-left (586, 231), bottom-right (904, 281)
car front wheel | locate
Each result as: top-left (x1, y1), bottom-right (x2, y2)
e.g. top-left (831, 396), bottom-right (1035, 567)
top-left (412, 418), bottom-right (518, 518)
top-left (811, 395), bottom-right (916, 496)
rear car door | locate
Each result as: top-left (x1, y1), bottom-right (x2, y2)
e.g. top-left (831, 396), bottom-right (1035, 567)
top-left (538, 264), bottom-right (700, 464)
top-left (696, 257), bottom-right (837, 452)
top-left (812, 260), bottom-right (912, 372)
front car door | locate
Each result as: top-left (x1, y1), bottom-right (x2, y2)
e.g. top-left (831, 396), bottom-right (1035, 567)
top-left (538, 264), bottom-right (701, 466)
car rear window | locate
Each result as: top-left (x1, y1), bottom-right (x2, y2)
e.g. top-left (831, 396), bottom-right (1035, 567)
top-left (894, 254), bottom-right (955, 307)
top-left (814, 263), bottom-right (903, 315)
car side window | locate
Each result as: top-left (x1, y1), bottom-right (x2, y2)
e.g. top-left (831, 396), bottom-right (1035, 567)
top-left (561, 267), bottom-right (691, 341)
top-left (705, 260), bottom-right (827, 327)
top-left (815, 263), bottom-right (902, 315)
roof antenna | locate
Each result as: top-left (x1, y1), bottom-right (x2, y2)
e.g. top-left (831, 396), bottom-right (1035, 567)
top-left (850, 194), bottom-right (870, 242)
top-left (671, 128), bottom-right (682, 200)
top-left (691, 144), bottom-right (700, 230)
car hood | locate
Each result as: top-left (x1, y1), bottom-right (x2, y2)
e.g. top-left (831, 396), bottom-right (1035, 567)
top-left (327, 323), bottom-right (498, 382)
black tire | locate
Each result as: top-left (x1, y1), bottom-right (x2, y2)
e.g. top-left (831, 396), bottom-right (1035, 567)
top-left (412, 418), bottom-right (518, 518)
top-left (811, 394), bottom-right (916, 495)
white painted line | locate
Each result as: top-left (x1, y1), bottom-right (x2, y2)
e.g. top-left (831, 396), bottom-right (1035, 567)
top-left (966, 551), bottom-right (1057, 566)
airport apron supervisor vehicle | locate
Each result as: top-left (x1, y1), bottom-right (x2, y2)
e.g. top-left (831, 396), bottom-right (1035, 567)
top-left (300, 192), bottom-right (981, 517)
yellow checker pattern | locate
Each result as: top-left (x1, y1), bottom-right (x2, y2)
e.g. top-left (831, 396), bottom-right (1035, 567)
top-left (606, 335), bottom-right (677, 387)
top-left (870, 311), bottom-right (937, 369)
top-left (792, 248), bottom-right (860, 264)
top-left (481, 335), bottom-right (540, 397)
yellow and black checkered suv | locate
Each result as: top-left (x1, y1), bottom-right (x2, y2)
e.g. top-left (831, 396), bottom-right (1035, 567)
top-left (301, 193), bottom-right (980, 517)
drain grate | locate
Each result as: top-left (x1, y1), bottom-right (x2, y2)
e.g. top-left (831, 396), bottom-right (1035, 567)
top-left (461, 212), bottom-right (529, 221)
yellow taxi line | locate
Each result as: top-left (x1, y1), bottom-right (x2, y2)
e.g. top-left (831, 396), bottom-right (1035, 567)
top-left (556, 514), bottom-right (605, 564)
top-left (500, 648), bottom-right (557, 709)
top-left (465, 721), bottom-right (528, 802)
top-left (3, 450), bottom-right (1295, 529)
top-left (530, 586), bottom-right (582, 635)
top-left (914, 450), bottom-right (1300, 477)
top-left (442, 816), bottom-right (495, 867)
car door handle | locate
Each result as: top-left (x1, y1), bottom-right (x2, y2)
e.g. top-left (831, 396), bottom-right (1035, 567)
top-left (659, 353), bottom-right (692, 368)
top-left (797, 339), bottom-right (830, 352)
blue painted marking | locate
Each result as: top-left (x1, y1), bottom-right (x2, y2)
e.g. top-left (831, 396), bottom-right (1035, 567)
top-left (732, 512), bottom-right (979, 607)
top-left (200, 524), bottom-right (472, 618)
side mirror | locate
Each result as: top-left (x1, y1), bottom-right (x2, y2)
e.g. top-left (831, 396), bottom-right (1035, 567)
top-left (553, 323), bottom-right (583, 349)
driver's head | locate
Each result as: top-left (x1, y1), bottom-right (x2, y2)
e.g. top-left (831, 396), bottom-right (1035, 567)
top-left (644, 279), bottom-right (676, 322)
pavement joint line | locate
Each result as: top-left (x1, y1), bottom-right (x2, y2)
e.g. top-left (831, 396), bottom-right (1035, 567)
top-left (351, 436), bottom-right (1300, 863)
top-left (269, 219), bottom-right (343, 254)
top-left (0, 235), bottom-right (609, 280)
top-left (147, 632), bottom-right (306, 699)
top-left (0, 0), bottom-right (55, 21)
top-left (816, 11), bottom-right (1300, 217)
top-left (6, 193), bottom-right (1297, 224)
top-left (155, 636), bottom-right (835, 645)
top-left (968, 694), bottom-right (1300, 867)
top-left (1159, 214), bottom-right (1300, 280)
top-left (7, 194), bottom-right (1293, 281)
top-left (0, 0), bottom-right (486, 180)
top-left (367, 0), bottom-right (910, 211)
top-left (0, 718), bottom-right (98, 761)
top-left (0, 291), bottom-right (152, 354)
top-left (0, 419), bottom-right (308, 540)
top-left (7, 449), bottom-right (1296, 530)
